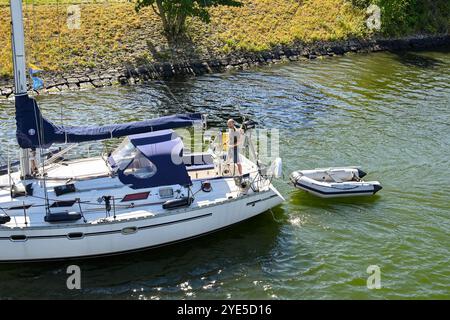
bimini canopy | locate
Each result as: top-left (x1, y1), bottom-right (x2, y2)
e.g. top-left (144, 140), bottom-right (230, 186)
top-left (15, 94), bottom-right (202, 149)
top-left (110, 130), bottom-right (191, 189)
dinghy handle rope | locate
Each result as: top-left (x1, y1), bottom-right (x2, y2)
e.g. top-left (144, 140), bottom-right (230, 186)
top-left (270, 208), bottom-right (284, 223)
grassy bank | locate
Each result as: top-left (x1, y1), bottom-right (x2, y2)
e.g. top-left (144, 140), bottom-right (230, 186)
top-left (0, 0), bottom-right (448, 78)
top-left (0, 0), bottom-right (368, 77)
top-left (351, 0), bottom-right (450, 36)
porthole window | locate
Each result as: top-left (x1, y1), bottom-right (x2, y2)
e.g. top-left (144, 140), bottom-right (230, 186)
top-left (121, 226), bottom-right (138, 235)
top-left (10, 235), bottom-right (27, 242)
top-left (67, 232), bottom-right (84, 240)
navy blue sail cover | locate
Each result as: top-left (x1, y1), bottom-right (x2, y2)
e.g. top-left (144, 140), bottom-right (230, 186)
top-left (116, 130), bottom-right (192, 189)
top-left (15, 94), bottom-right (202, 149)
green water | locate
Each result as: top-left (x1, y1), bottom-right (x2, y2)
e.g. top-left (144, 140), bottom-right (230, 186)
top-left (0, 49), bottom-right (449, 299)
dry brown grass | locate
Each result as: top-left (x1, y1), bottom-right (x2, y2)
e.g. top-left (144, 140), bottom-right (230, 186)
top-left (0, 0), bottom-right (368, 77)
top-left (212, 0), bottom-right (366, 53)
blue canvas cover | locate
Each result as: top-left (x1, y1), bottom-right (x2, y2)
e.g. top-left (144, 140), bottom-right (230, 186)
top-left (117, 130), bottom-right (192, 189)
top-left (129, 130), bottom-right (176, 146)
top-left (15, 94), bottom-right (202, 149)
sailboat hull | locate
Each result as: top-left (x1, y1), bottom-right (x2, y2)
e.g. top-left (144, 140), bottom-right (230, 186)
top-left (0, 187), bottom-right (283, 262)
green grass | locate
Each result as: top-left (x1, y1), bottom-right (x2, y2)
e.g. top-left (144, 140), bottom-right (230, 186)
top-left (350, 0), bottom-right (450, 36)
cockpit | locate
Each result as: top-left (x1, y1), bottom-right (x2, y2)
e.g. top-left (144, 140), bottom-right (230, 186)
top-left (108, 130), bottom-right (192, 189)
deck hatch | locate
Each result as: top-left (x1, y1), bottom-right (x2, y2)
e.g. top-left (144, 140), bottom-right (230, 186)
top-left (121, 192), bottom-right (150, 202)
top-left (158, 187), bottom-right (174, 199)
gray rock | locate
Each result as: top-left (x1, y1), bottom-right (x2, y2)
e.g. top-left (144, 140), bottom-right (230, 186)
top-left (92, 80), bottom-right (105, 88)
top-left (101, 79), bottom-right (112, 86)
top-left (137, 66), bottom-right (150, 75)
top-left (79, 82), bottom-right (95, 90)
top-left (68, 83), bottom-right (79, 90)
top-left (53, 79), bottom-right (68, 86)
top-left (66, 78), bottom-right (79, 84)
top-left (88, 74), bottom-right (100, 81)
top-left (118, 77), bottom-right (129, 85)
top-left (100, 73), bottom-right (113, 80)
top-left (57, 84), bottom-right (69, 91)
top-left (78, 76), bottom-right (91, 83)
top-left (46, 86), bottom-right (61, 93)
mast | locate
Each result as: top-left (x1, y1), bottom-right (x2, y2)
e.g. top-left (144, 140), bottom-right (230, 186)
top-left (10, 0), bottom-right (32, 178)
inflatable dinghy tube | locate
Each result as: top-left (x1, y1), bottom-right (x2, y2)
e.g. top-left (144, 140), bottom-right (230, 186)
top-left (290, 168), bottom-right (382, 198)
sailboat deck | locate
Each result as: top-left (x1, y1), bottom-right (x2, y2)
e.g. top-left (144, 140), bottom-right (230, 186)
top-left (0, 154), bottom-right (262, 229)
top-left (44, 157), bottom-right (111, 180)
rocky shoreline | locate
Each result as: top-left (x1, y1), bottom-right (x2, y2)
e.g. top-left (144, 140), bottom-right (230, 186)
top-left (1, 34), bottom-right (449, 99)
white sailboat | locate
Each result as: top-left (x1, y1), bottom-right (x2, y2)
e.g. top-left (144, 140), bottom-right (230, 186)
top-left (0, 1), bottom-right (284, 262)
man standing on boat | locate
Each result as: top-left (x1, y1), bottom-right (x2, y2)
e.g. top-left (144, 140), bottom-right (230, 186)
top-left (227, 119), bottom-right (243, 176)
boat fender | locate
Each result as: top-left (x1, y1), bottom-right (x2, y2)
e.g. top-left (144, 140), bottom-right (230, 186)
top-left (11, 183), bottom-right (33, 198)
top-left (44, 212), bottom-right (82, 223)
top-left (201, 181), bottom-right (212, 193)
top-left (0, 214), bottom-right (11, 225)
top-left (162, 197), bottom-right (193, 210)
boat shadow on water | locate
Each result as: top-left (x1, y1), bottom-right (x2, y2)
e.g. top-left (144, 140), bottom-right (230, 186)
top-left (0, 208), bottom-right (286, 299)
top-left (289, 190), bottom-right (382, 209)
top-left (393, 51), bottom-right (445, 68)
